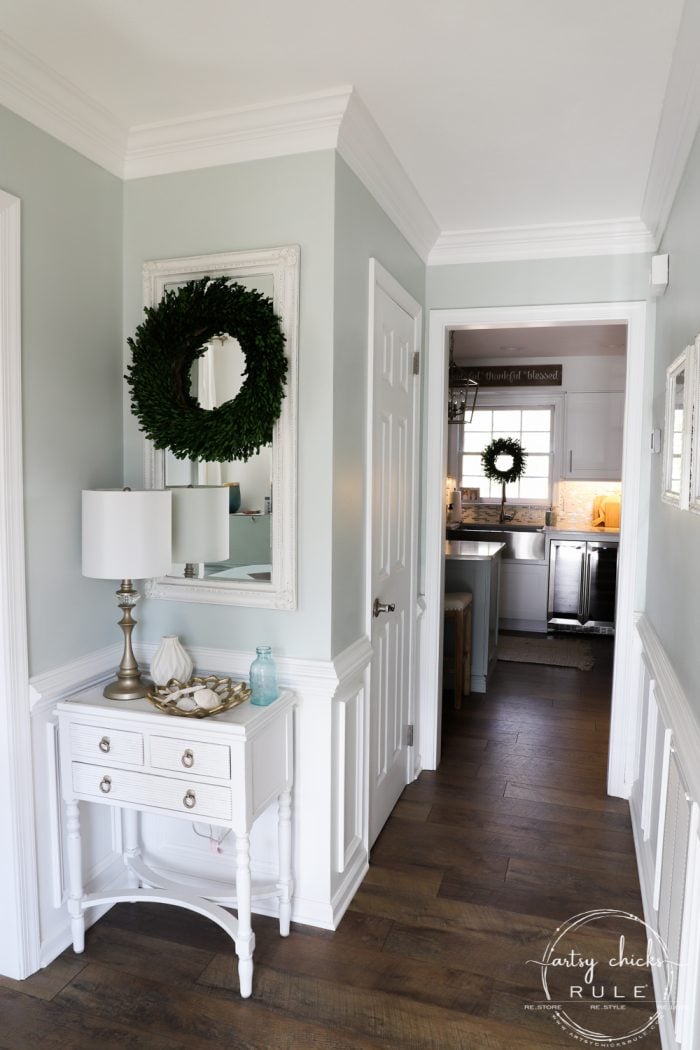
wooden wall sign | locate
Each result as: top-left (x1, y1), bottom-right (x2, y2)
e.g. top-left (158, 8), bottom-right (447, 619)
top-left (462, 364), bottom-right (562, 387)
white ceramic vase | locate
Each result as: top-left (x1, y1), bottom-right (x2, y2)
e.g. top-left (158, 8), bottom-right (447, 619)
top-left (151, 634), bottom-right (194, 686)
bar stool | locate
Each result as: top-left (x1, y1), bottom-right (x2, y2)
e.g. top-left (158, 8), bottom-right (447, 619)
top-left (443, 591), bottom-right (473, 709)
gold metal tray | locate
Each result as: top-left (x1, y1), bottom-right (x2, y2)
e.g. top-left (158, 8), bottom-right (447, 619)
top-left (146, 675), bottom-right (251, 718)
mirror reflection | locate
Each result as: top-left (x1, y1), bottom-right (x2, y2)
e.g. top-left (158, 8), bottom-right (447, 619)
top-left (669, 366), bottom-right (685, 495)
top-left (164, 336), bottom-right (273, 582)
top-left (163, 275), bottom-right (274, 583)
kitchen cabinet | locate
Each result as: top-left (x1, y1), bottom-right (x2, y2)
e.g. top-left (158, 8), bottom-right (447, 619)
top-left (445, 541), bottom-right (503, 693)
top-left (499, 562), bottom-right (548, 633)
top-left (563, 392), bottom-right (624, 480)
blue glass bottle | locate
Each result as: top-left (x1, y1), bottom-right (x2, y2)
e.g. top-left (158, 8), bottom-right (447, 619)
top-left (249, 646), bottom-right (278, 705)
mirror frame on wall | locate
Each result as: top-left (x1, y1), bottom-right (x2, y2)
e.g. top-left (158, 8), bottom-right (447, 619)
top-left (142, 246), bottom-right (299, 609)
top-left (661, 344), bottom-right (694, 510)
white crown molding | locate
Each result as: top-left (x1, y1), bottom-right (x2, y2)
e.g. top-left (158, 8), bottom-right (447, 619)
top-left (429, 217), bottom-right (655, 266)
top-left (124, 87), bottom-right (438, 261)
top-left (124, 87), bottom-right (352, 179)
top-left (641, 0), bottom-right (700, 248)
top-left (336, 92), bottom-right (439, 262)
top-left (0, 30), bottom-right (126, 177)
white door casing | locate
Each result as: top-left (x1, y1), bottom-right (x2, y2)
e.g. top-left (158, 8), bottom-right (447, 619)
top-left (366, 260), bottom-right (421, 847)
top-left (423, 301), bottom-right (650, 796)
top-left (0, 189), bottom-right (41, 978)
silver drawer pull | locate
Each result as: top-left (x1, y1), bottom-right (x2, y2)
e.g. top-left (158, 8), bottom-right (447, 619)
top-left (183, 790), bottom-right (196, 810)
top-left (99, 736), bottom-right (111, 753)
top-left (181, 749), bottom-right (194, 769)
top-left (99, 775), bottom-right (112, 794)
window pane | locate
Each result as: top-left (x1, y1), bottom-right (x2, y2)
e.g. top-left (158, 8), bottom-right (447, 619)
top-left (461, 476), bottom-right (483, 491)
top-left (472, 409), bottom-right (492, 429)
top-left (523, 432), bottom-right (551, 454)
top-left (520, 477), bottom-right (549, 499)
top-left (463, 429), bottom-right (490, 452)
top-left (462, 454), bottom-right (482, 477)
top-left (492, 409), bottom-right (521, 431)
top-left (524, 454), bottom-right (550, 478)
top-left (522, 409), bottom-right (551, 431)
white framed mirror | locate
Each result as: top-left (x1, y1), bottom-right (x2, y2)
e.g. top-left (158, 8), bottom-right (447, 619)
top-left (662, 345), bottom-right (694, 509)
top-left (142, 246), bottom-right (299, 608)
top-left (691, 333), bottom-right (700, 515)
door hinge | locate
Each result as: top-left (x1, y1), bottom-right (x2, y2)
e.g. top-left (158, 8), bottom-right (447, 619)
top-left (406, 724), bottom-right (414, 747)
top-left (412, 351), bottom-right (420, 376)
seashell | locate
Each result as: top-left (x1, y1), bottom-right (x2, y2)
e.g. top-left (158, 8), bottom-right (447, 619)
top-left (176, 695), bottom-right (198, 711)
top-left (195, 688), bottom-right (220, 710)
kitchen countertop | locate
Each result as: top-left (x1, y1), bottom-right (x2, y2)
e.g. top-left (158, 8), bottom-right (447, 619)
top-left (546, 525), bottom-right (620, 538)
top-left (445, 540), bottom-right (506, 561)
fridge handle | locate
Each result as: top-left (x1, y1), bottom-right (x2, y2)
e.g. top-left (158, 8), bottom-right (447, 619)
top-left (583, 549), bottom-right (592, 624)
top-left (577, 548), bottom-right (587, 622)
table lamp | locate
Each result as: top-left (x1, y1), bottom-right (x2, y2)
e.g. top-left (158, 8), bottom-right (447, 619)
top-left (170, 485), bottom-right (229, 577)
top-left (82, 488), bottom-right (172, 700)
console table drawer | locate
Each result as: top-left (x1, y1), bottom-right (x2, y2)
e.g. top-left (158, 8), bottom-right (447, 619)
top-left (70, 723), bottom-right (144, 766)
top-left (71, 763), bottom-right (232, 821)
top-left (150, 735), bottom-right (231, 779)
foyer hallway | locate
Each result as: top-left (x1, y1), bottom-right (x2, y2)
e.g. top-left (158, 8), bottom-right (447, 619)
top-left (0, 638), bottom-right (659, 1048)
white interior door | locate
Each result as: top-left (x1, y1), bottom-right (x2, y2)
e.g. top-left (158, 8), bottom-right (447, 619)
top-left (367, 261), bottom-right (420, 847)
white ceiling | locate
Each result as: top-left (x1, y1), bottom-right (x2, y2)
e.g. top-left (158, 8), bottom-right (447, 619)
top-left (453, 322), bottom-right (627, 360)
top-left (0, 0), bottom-right (692, 256)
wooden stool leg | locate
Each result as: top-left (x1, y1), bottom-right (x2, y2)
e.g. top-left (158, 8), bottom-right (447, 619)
top-left (463, 602), bottom-right (472, 698)
top-left (453, 608), bottom-right (464, 709)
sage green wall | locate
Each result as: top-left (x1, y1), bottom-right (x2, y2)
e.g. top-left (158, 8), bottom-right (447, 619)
top-left (0, 104), bottom-right (124, 676)
top-left (427, 253), bottom-right (652, 309)
top-left (331, 156), bottom-right (425, 656)
top-left (646, 127), bottom-right (700, 717)
top-left (123, 151), bottom-right (337, 659)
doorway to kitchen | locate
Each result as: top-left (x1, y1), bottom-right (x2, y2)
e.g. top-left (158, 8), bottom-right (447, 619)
top-left (420, 301), bottom-right (651, 803)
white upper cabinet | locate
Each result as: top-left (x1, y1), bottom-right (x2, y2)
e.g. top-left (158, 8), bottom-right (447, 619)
top-left (563, 392), bottom-right (624, 480)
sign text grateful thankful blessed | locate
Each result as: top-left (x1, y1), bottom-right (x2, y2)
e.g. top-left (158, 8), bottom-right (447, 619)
top-left (462, 365), bottom-right (563, 387)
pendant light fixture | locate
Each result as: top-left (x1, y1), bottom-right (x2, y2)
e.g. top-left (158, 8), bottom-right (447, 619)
top-left (448, 331), bottom-right (478, 424)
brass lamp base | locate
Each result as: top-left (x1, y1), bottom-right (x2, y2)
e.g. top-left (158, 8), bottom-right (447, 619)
top-left (103, 673), bottom-right (153, 702)
top-left (104, 579), bottom-right (151, 701)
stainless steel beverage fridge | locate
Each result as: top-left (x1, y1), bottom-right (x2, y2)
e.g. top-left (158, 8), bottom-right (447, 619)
top-left (548, 539), bottom-right (618, 633)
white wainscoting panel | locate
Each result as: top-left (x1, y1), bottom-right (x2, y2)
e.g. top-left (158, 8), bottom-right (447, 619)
top-left (630, 614), bottom-right (700, 1050)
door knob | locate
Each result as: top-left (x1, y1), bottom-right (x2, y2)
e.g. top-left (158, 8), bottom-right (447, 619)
top-left (373, 598), bottom-right (396, 618)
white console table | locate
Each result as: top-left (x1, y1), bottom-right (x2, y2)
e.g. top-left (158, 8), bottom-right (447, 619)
top-left (57, 687), bottom-right (295, 998)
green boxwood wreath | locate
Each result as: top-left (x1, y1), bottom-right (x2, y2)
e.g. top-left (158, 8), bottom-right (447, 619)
top-left (480, 437), bottom-right (528, 484)
top-left (125, 276), bottom-right (288, 463)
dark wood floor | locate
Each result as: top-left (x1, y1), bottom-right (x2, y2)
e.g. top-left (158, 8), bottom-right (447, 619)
top-left (0, 637), bottom-right (660, 1048)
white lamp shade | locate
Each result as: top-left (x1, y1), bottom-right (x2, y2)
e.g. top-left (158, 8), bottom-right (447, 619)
top-left (171, 486), bottom-right (229, 564)
top-left (82, 489), bottom-right (172, 580)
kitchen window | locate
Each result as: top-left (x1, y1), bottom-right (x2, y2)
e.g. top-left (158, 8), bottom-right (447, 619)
top-left (460, 407), bottom-right (554, 502)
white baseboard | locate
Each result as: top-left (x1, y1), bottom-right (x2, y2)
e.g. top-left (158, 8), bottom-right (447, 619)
top-left (330, 844), bottom-right (370, 929)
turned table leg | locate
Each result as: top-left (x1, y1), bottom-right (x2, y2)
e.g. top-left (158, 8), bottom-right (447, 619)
top-left (65, 800), bottom-right (85, 953)
top-left (235, 832), bottom-right (255, 998)
top-left (277, 787), bottom-right (293, 937)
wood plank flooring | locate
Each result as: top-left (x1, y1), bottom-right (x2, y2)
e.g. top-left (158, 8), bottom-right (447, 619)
top-left (0, 636), bottom-right (660, 1048)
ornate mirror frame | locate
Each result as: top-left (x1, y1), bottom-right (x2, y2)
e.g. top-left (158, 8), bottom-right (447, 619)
top-left (142, 246), bottom-right (299, 609)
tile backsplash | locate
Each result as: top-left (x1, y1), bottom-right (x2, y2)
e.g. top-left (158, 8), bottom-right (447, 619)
top-left (555, 480), bottom-right (622, 529)
top-left (457, 479), bottom-right (622, 529)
